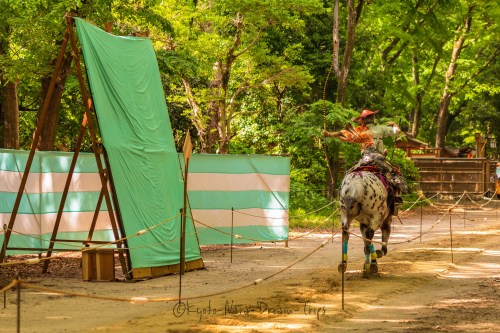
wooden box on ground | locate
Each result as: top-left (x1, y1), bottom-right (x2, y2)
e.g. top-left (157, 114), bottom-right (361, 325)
top-left (131, 258), bottom-right (205, 280)
top-left (82, 248), bottom-right (116, 282)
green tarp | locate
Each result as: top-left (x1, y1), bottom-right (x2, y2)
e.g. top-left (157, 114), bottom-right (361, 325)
top-left (75, 18), bottom-right (201, 269)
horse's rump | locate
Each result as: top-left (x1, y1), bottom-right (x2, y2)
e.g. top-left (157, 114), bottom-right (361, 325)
top-left (338, 170), bottom-right (394, 275)
top-left (340, 171), bottom-right (390, 226)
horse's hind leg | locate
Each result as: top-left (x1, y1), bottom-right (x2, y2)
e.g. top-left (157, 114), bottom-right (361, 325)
top-left (361, 225), bottom-right (378, 276)
top-left (378, 216), bottom-right (392, 257)
top-left (338, 204), bottom-right (352, 273)
top-left (338, 227), bottom-right (349, 273)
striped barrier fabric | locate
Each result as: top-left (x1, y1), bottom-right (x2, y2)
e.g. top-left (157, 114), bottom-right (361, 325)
top-left (0, 149), bottom-right (113, 254)
top-left (185, 154), bottom-right (290, 245)
top-left (0, 150), bottom-right (290, 254)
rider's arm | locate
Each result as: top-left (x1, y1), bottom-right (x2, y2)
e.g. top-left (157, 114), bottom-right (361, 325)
top-left (323, 130), bottom-right (343, 138)
top-left (381, 122), bottom-right (400, 137)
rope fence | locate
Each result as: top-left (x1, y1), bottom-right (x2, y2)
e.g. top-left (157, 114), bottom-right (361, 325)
top-left (1, 230), bottom-right (340, 303)
top-left (1, 190), bottom-right (498, 332)
top-left (1, 189), bottom-right (497, 269)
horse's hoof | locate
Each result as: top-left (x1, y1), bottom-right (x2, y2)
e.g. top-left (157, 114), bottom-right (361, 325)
top-left (376, 249), bottom-right (384, 258)
top-left (370, 262), bottom-right (378, 274)
top-left (338, 261), bottom-right (347, 273)
top-left (362, 264), bottom-right (370, 278)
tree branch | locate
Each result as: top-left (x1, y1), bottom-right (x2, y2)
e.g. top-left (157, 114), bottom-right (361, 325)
top-left (451, 45), bottom-right (500, 97)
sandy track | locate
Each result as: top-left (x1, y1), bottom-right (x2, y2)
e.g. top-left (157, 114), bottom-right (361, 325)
top-left (1, 203), bottom-right (499, 332)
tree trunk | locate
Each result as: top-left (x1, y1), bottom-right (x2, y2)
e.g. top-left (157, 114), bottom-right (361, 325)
top-left (181, 77), bottom-right (208, 152)
top-left (435, 6), bottom-right (473, 148)
top-left (1, 80), bottom-right (20, 149)
top-left (411, 49), bottom-right (421, 137)
top-left (336, 0), bottom-right (364, 105)
top-left (411, 50), bottom-right (441, 137)
top-left (207, 61), bottom-right (224, 154)
top-left (0, 99), bottom-right (3, 146)
top-left (411, 94), bottom-right (422, 137)
top-left (332, 0), bottom-right (339, 77)
top-left (0, 33), bottom-right (20, 149)
top-left (207, 14), bottom-right (244, 154)
top-left (36, 51), bottom-right (73, 151)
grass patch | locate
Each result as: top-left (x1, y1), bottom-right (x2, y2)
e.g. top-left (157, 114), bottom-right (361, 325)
top-left (289, 208), bottom-right (341, 230)
top-left (401, 192), bottom-right (431, 210)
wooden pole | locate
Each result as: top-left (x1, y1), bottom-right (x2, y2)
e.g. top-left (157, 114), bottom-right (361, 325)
top-left (180, 157), bottom-right (190, 276)
top-left (65, 14), bottom-right (130, 279)
top-left (449, 213), bottom-right (454, 263)
top-left (180, 131), bottom-right (192, 277)
top-left (16, 273), bottom-right (20, 333)
top-left (341, 257), bottom-right (345, 310)
top-left (463, 203), bottom-right (466, 229)
top-left (0, 30), bottom-right (70, 263)
top-left (341, 234), bottom-right (345, 311)
top-left (86, 189), bottom-right (105, 245)
top-left (420, 201), bottom-right (423, 242)
top-left (231, 207), bottom-right (234, 263)
top-left (178, 209), bottom-right (183, 300)
top-left (42, 112), bottom-right (87, 273)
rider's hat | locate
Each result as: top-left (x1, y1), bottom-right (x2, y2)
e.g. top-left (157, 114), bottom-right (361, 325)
top-left (354, 109), bottom-right (379, 123)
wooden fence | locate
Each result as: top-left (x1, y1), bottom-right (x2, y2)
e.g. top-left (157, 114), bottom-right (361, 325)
top-left (412, 158), bottom-right (497, 195)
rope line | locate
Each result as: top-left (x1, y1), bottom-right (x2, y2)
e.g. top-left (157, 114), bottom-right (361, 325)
top-left (1, 231), bottom-right (340, 303)
top-left (288, 208), bottom-right (338, 241)
top-left (346, 191), bottom-right (467, 246)
top-left (2, 190), bottom-right (495, 268)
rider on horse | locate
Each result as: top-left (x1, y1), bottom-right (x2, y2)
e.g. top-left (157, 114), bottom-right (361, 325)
top-left (323, 109), bottom-right (407, 215)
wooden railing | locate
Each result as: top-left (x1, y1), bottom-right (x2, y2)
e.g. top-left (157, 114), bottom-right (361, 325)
top-left (407, 148), bottom-right (441, 158)
top-left (411, 158), bottom-right (496, 195)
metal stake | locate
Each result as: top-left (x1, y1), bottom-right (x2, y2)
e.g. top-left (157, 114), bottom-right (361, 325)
top-left (178, 209), bottom-right (183, 301)
top-left (341, 237), bottom-right (345, 311)
top-left (449, 214), bottom-right (453, 263)
top-left (16, 273), bottom-right (20, 333)
top-left (231, 207), bottom-right (234, 263)
top-left (463, 204), bottom-right (466, 229)
top-left (420, 202), bottom-right (423, 242)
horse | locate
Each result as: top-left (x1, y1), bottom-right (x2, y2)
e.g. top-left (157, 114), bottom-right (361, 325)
top-left (337, 169), bottom-right (393, 277)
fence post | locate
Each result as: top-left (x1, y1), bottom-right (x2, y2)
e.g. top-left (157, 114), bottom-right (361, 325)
top-left (449, 214), bottom-right (453, 264)
top-left (231, 207), bottom-right (234, 263)
top-left (420, 202), bottom-right (423, 242)
top-left (16, 273), bottom-right (21, 333)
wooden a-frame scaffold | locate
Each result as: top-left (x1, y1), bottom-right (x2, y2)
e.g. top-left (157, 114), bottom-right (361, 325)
top-left (0, 13), bottom-right (131, 279)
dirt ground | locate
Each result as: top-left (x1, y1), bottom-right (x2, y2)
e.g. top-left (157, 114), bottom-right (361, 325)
top-left (1, 201), bottom-right (499, 333)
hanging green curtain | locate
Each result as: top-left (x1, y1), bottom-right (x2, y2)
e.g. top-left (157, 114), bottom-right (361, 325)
top-left (75, 18), bottom-right (201, 268)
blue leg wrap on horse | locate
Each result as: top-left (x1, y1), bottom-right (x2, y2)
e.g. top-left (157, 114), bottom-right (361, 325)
top-left (342, 242), bottom-right (348, 261)
top-left (369, 243), bottom-right (377, 260)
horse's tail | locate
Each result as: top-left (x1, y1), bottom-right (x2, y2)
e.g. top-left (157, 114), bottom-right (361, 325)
top-left (342, 196), bottom-right (354, 228)
top-left (340, 173), bottom-right (365, 227)
top-left (340, 173), bottom-right (365, 202)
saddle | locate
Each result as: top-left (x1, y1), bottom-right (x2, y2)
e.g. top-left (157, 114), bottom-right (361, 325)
top-left (348, 163), bottom-right (402, 216)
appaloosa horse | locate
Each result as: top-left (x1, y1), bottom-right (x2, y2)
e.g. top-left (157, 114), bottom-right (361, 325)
top-left (338, 170), bottom-right (392, 276)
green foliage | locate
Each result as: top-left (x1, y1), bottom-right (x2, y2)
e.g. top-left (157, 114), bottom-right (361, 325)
top-left (388, 148), bottom-right (420, 191)
top-left (1, 0), bottom-right (499, 214)
top-left (289, 168), bottom-right (329, 215)
top-left (288, 208), bottom-right (340, 229)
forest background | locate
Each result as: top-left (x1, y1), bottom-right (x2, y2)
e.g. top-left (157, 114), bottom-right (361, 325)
top-left (0, 0), bottom-right (499, 217)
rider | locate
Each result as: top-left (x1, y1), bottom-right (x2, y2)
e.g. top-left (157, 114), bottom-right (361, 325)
top-left (324, 109), bottom-right (407, 214)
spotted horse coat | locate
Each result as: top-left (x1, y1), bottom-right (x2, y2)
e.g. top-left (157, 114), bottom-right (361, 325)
top-left (338, 170), bottom-right (392, 276)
